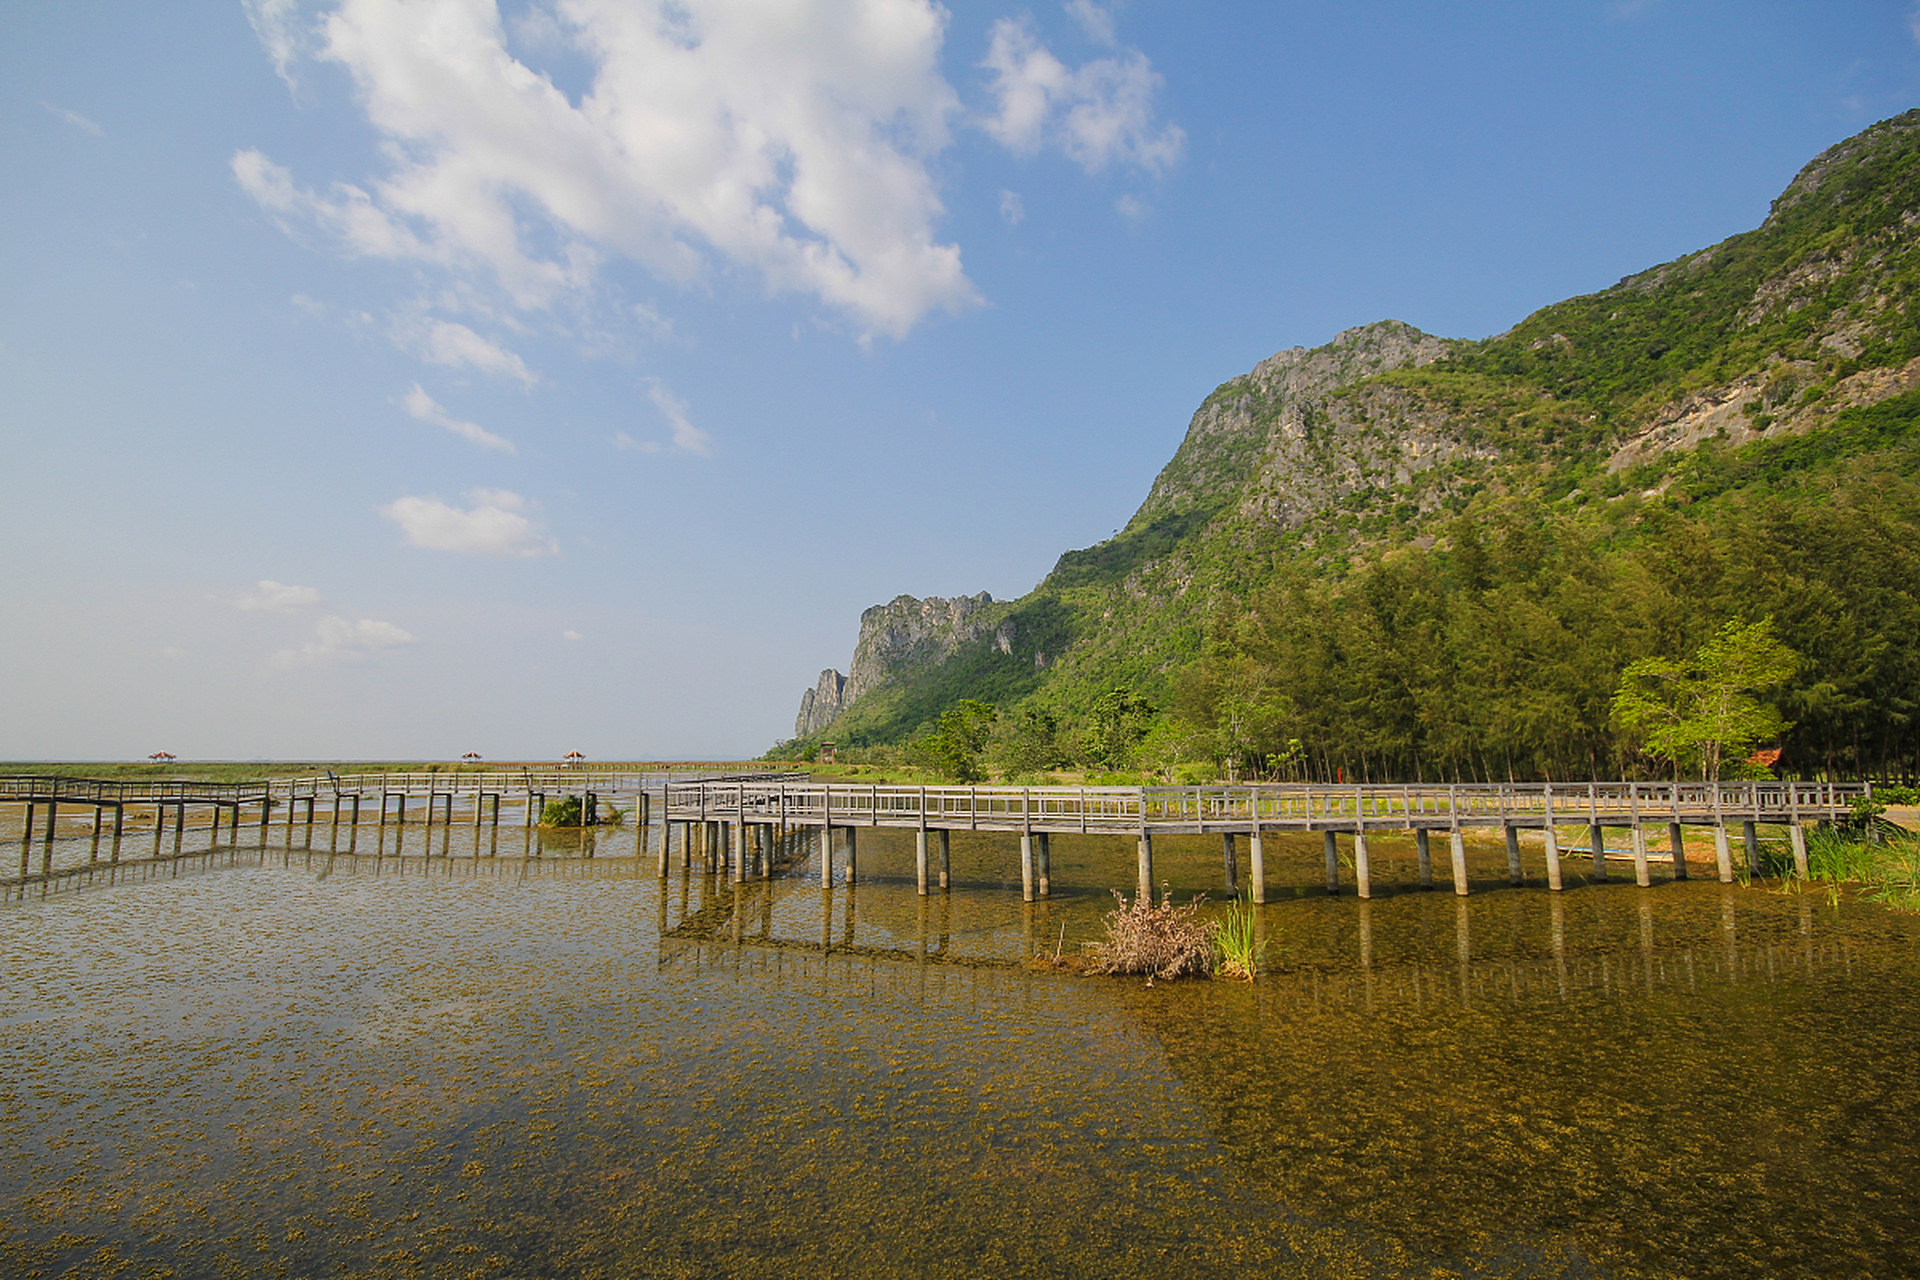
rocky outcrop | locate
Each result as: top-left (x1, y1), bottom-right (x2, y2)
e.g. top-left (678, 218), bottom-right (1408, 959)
top-left (1132, 320), bottom-right (1463, 532)
top-left (794, 669), bottom-right (847, 738)
top-left (791, 593), bottom-right (996, 737)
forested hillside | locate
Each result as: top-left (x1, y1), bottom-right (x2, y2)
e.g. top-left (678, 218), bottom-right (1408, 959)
top-left (779, 110), bottom-right (1920, 783)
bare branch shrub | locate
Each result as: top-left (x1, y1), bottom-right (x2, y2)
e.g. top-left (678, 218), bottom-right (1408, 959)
top-left (1083, 888), bottom-right (1216, 980)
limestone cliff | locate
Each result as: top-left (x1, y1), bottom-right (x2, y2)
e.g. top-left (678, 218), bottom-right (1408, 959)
top-left (791, 593), bottom-right (996, 737)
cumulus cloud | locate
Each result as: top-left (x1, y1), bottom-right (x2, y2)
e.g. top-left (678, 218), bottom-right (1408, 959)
top-left (402, 383), bottom-right (516, 452)
top-left (272, 615), bottom-right (417, 669)
top-left (1064, 0), bottom-right (1117, 46)
top-left (380, 488), bottom-right (559, 557)
top-left (40, 102), bottom-right (104, 137)
top-left (980, 15), bottom-right (1184, 175)
top-left (235, 579), bottom-right (323, 613)
top-left (235, 0), bottom-right (980, 339)
top-left (643, 378), bottom-right (713, 455)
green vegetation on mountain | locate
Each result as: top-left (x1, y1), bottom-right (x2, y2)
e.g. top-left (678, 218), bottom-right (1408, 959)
top-left (778, 111), bottom-right (1920, 783)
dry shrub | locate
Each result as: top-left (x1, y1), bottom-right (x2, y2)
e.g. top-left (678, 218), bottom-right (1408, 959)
top-left (1083, 888), bottom-right (1216, 980)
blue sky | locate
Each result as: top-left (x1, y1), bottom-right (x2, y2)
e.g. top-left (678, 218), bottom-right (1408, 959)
top-left (4, 0), bottom-right (1917, 762)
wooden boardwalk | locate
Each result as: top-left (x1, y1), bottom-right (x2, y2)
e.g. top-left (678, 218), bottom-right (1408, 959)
top-left (3, 772), bottom-right (1871, 903)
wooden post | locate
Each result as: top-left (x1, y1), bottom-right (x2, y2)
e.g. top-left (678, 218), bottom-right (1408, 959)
top-left (1449, 828), bottom-right (1469, 896)
top-left (1136, 831), bottom-right (1153, 903)
top-left (1250, 824), bottom-right (1266, 906)
top-left (1324, 830), bottom-right (1340, 894)
top-left (1222, 832), bottom-right (1238, 894)
top-left (1037, 831), bottom-right (1051, 898)
top-left (1505, 824), bottom-right (1523, 885)
top-left (1790, 785), bottom-right (1809, 880)
top-left (938, 828), bottom-right (951, 890)
top-left (1669, 822), bottom-right (1689, 879)
top-left (916, 828), bottom-right (929, 896)
top-left (1543, 784), bottom-right (1563, 892)
top-left (1415, 828), bottom-right (1432, 889)
top-left (844, 826), bottom-right (857, 884)
top-left (1354, 827), bottom-right (1372, 900)
top-left (1020, 833), bottom-right (1035, 902)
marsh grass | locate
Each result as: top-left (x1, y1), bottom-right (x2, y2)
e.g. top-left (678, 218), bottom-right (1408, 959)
top-left (1796, 825), bottom-right (1920, 910)
top-left (1212, 890), bottom-right (1267, 981)
top-left (1082, 888), bottom-right (1216, 980)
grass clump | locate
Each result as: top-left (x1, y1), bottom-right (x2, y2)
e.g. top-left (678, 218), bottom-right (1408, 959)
top-left (1083, 888), bottom-right (1216, 980)
top-left (1213, 890), bottom-right (1268, 981)
top-left (1801, 825), bottom-right (1920, 910)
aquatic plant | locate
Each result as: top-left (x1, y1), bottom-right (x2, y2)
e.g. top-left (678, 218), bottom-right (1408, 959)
top-left (1083, 887), bottom-right (1216, 980)
top-left (1798, 825), bottom-right (1920, 910)
top-left (1212, 890), bottom-right (1267, 981)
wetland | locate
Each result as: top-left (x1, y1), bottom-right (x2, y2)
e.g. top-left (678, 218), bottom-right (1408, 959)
top-left (3, 823), bottom-right (1918, 1278)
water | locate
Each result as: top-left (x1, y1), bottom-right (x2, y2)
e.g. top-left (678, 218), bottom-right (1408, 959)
top-left (3, 824), bottom-right (1918, 1278)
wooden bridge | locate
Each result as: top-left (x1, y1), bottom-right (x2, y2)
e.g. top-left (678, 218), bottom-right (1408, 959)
top-left (3, 772), bottom-right (1870, 902)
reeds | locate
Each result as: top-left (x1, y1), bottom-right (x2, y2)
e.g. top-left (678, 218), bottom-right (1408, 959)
top-left (1796, 825), bottom-right (1920, 910)
top-left (1212, 890), bottom-right (1267, 981)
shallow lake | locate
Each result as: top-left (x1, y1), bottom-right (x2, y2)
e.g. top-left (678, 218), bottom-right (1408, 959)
top-left (3, 824), bottom-right (1918, 1278)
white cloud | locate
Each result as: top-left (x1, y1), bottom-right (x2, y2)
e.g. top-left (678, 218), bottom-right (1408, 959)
top-left (380, 489), bottom-right (559, 557)
top-left (402, 383), bottom-right (516, 453)
top-left (234, 0), bottom-right (980, 340)
top-left (272, 615), bottom-right (417, 669)
top-left (40, 102), bottom-right (104, 137)
top-left (243, 0), bottom-right (308, 87)
top-left (1065, 0), bottom-right (1117, 46)
top-left (643, 378), bottom-right (713, 455)
top-left (235, 579), bottom-right (323, 613)
top-left (999, 189), bottom-right (1025, 225)
top-left (980, 15), bottom-right (1184, 175)
top-left (391, 315), bottom-right (538, 386)
top-left (561, 629), bottom-right (584, 641)
top-left (612, 430), bottom-right (663, 454)
top-left (1910, 3), bottom-right (1920, 45)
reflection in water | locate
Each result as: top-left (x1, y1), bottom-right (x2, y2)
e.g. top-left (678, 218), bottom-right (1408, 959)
top-left (0, 833), bottom-right (1917, 1278)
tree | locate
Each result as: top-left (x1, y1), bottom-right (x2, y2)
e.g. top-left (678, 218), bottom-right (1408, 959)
top-left (1613, 617), bottom-right (1800, 782)
top-left (1084, 686), bottom-right (1154, 771)
top-left (921, 700), bottom-right (998, 782)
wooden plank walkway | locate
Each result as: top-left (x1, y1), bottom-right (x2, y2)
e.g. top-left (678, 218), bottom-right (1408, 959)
top-left (3, 773), bottom-right (1872, 905)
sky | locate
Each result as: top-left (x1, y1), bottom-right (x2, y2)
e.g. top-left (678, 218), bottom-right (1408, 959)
top-left (3, 0), bottom-right (1917, 763)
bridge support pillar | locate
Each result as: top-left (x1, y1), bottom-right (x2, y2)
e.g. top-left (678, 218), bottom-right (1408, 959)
top-left (1669, 823), bottom-right (1688, 879)
top-left (731, 820), bottom-right (745, 883)
top-left (1449, 829), bottom-right (1469, 895)
top-left (845, 827), bottom-right (857, 885)
top-left (938, 828), bottom-right (951, 890)
top-left (821, 824), bottom-right (833, 886)
top-left (1222, 832), bottom-right (1238, 894)
top-left (1713, 826), bottom-right (1734, 883)
top-left (1743, 820), bottom-right (1760, 876)
top-left (1020, 833), bottom-right (1034, 902)
top-left (1631, 825), bottom-right (1651, 887)
top-left (1037, 831), bottom-right (1050, 897)
top-left (1324, 830), bottom-right (1339, 894)
top-left (1544, 824), bottom-right (1564, 892)
top-left (1250, 827), bottom-right (1266, 904)
top-left (1790, 824), bottom-right (1809, 880)
top-left (1136, 832), bottom-right (1153, 903)
top-left (1415, 828), bottom-right (1432, 889)
top-left (1354, 829), bottom-right (1372, 899)
top-left (1505, 824), bottom-right (1523, 885)
top-left (1590, 824), bottom-right (1607, 880)
top-left (916, 829), bottom-right (929, 896)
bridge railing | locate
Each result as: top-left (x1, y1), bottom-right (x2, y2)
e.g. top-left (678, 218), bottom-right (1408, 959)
top-left (658, 778), bottom-right (1868, 829)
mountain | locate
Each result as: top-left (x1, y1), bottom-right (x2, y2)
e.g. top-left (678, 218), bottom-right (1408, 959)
top-left (782, 110), bottom-right (1920, 780)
